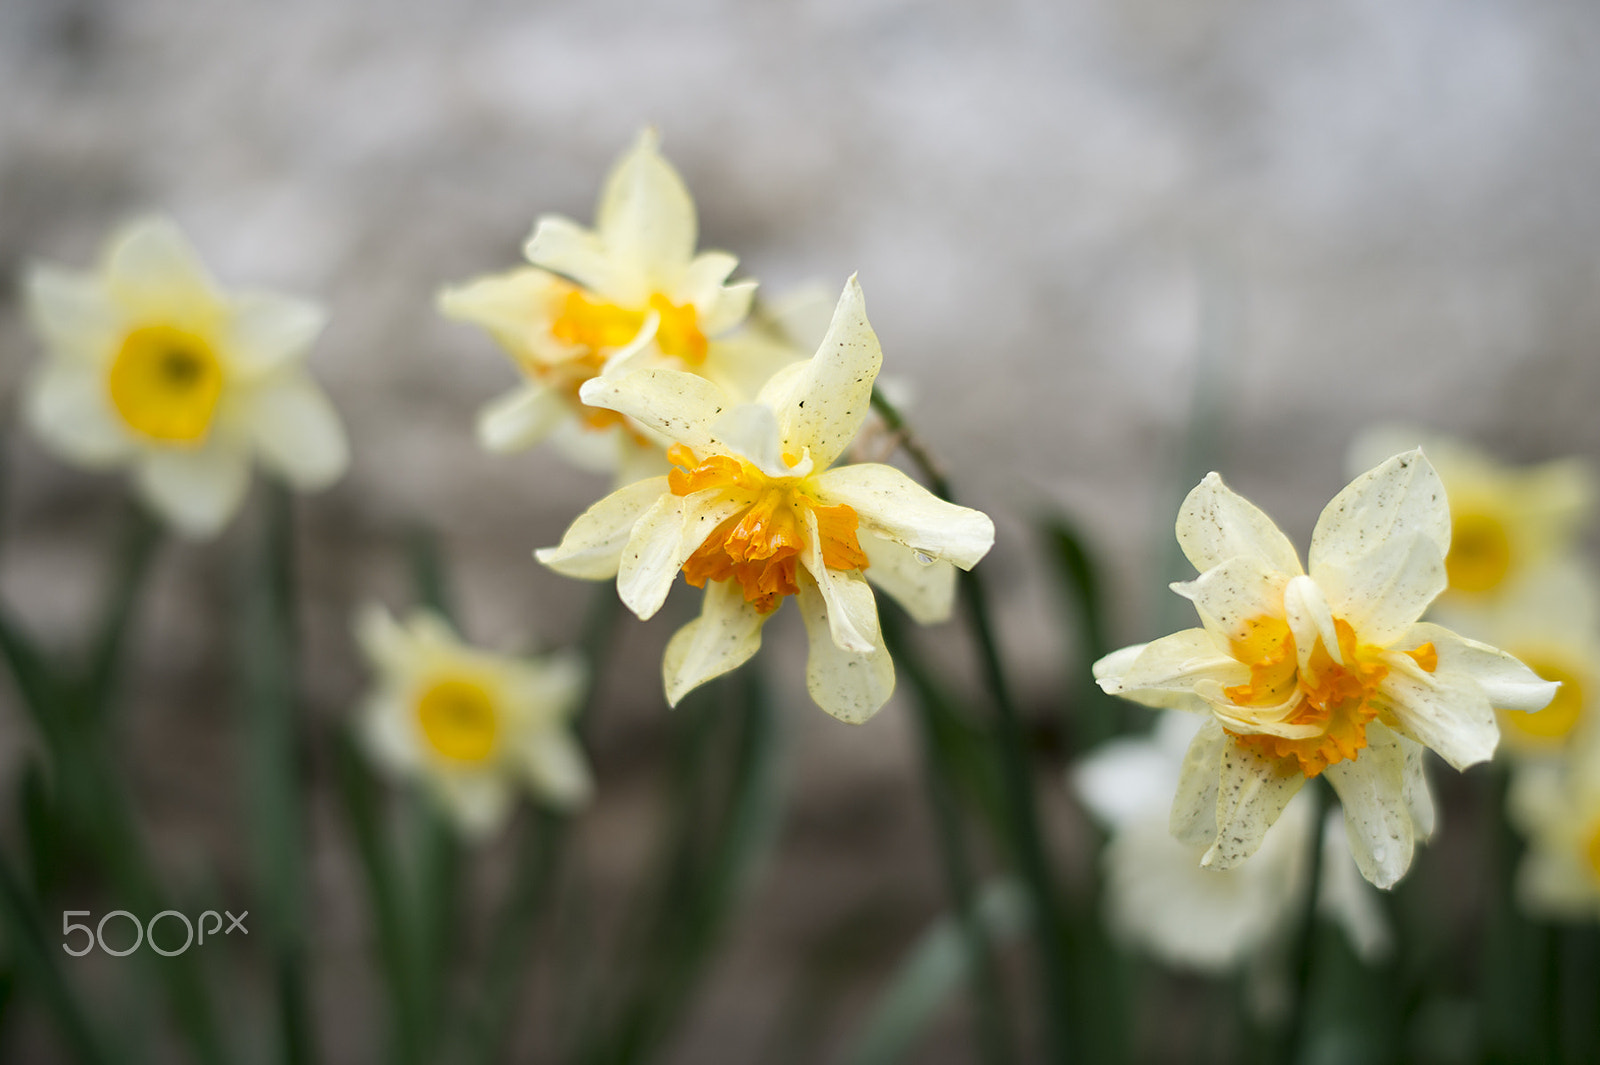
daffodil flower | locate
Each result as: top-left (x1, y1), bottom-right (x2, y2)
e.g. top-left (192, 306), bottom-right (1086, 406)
top-left (536, 277), bottom-right (995, 722)
top-left (439, 130), bottom-right (791, 483)
top-left (23, 217), bottom-right (348, 537)
top-left (355, 605), bottom-right (592, 837)
top-left (1073, 712), bottom-right (1388, 975)
top-left (1507, 748), bottom-right (1600, 922)
top-left (1095, 452), bottom-right (1557, 888)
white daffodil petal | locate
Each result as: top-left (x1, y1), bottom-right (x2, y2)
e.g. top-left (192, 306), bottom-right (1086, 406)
top-left (802, 509), bottom-right (879, 654)
top-left (770, 277), bottom-right (881, 469)
top-left (435, 773), bottom-right (513, 839)
top-left (1516, 849), bottom-right (1596, 920)
top-left (1323, 724), bottom-right (1414, 889)
top-left (477, 383), bottom-right (569, 454)
top-left (1404, 622), bottom-right (1560, 714)
top-left (810, 463), bottom-right (994, 570)
top-left (1400, 736), bottom-right (1436, 841)
top-left (536, 476), bottom-right (671, 580)
top-left (595, 128), bottom-right (696, 289)
top-left (663, 579), bottom-right (767, 706)
top-left (1283, 575), bottom-right (1341, 672)
top-left (1072, 737), bottom-right (1176, 828)
top-left (524, 215), bottom-right (618, 297)
top-left (134, 443), bottom-right (251, 539)
top-left (1176, 472), bottom-right (1303, 576)
top-left (1201, 741), bottom-right (1307, 870)
top-left (580, 368), bottom-right (729, 455)
top-left (1309, 450), bottom-right (1450, 579)
top-left (1171, 555), bottom-right (1291, 647)
top-left (698, 278), bottom-right (758, 338)
top-left (1171, 718), bottom-right (1228, 846)
top-left (709, 403), bottom-right (790, 477)
top-left (437, 267), bottom-right (556, 347)
top-left (103, 216), bottom-right (220, 318)
top-left (247, 373), bottom-right (349, 491)
top-left (360, 693), bottom-right (422, 773)
top-left (505, 653), bottom-right (587, 725)
top-left (617, 489), bottom-right (747, 620)
top-left (679, 251), bottom-right (738, 311)
top-left (1096, 629), bottom-right (1245, 700)
top-left (354, 604), bottom-right (412, 678)
top-left (225, 290), bottom-right (327, 378)
top-left (24, 360), bottom-right (134, 467)
top-left (1316, 812), bottom-right (1392, 963)
top-left (797, 574), bottom-right (895, 724)
top-left (520, 734), bottom-right (594, 810)
top-left (1376, 656), bottom-right (1500, 771)
top-left (1313, 532), bottom-right (1445, 648)
top-left (25, 264), bottom-right (121, 357)
top-left (860, 532), bottom-right (957, 626)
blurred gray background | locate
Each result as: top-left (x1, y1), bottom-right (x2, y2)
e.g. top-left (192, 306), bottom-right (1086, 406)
top-left (3, 0), bottom-right (1599, 1060)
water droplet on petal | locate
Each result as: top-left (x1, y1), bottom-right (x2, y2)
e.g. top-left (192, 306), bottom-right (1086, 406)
top-left (1371, 846), bottom-right (1386, 864)
top-left (913, 551), bottom-right (935, 566)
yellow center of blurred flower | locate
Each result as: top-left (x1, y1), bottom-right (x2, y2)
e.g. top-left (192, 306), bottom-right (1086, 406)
top-left (416, 677), bottom-right (499, 764)
top-left (107, 325), bottom-right (225, 443)
top-left (1500, 655), bottom-right (1584, 745)
top-left (1446, 510), bottom-right (1513, 594)
top-left (548, 289), bottom-right (707, 364)
top-left (668, 444), bottom-right (868, 614)
top-left (1224, 616), bottom-right (1435, 777)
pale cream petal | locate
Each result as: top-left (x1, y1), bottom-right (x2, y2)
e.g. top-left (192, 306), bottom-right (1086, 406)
top-left (223, 290), bottom-right (326, 378)
top-left (1375, 653), bottom-right (1502, 773)
top-left (23, 360), bottom-right (135, 468)
top-left (246, 373), bottom-right (349, 490)
top-left (1170, 718), bottom-right (1228, 846)
top-left (1175, 472), bottom-right (1303, 577)
top-left (1094, 643), bottom-right (1217, 714)
top-left (1309, 450), bottom-right (1451, 581)
top-left (535, 476), bottom-right (670, 580)
top-left (796, 574), bottom-right (895, 723)
top-left (767, 276), bottom-right (880, 469)
top-left (809, 463), bottom-right (994, 570)
top-left (678, 251), bottom-right (738, 312)
top-left (103, 216), bottom-right (222, 321)
top-left (524, 216), bottom-right (623, 299)
top-left (1515, 847), bottom-right (1597, 921)
top-left (1200, 741), bottom-right (1307, 870)
top-left (700, 329), bottom-right (806, 405)
top-left (860, 532), bottom-right (957, 626)
top-left (354, 603), bottom-right (414, 677)
top-left (503, 652), bottom-right (587, 726)
top-left (25, 264), bottom-right (122, 359)
top-left (520, 734), bottom-right (594, 810)
top-left (1323, 723), bottom-right (1414, 888)
top-left (1094, 629), bottom-right (1245, 700)
top-left (697, 278), bottom-right (757, 338)
top-left (1316, 811), bottom-right (1392, 963)
top-left (708, 403), bottom-right (791, 477)
top-left (477, 383), bottom-right (570, 454)
top-left (359, 692), bottom-right (422, 774)
top-left (579, 368), bottom-right (730, 455)
top-left (134, 441), bottom-right (251, 539)
top-left (437, 267), bottom-right (561, 356)
top-left (595, 128), bottom-right (696, 292)
top-left (1283, 575), bottom-right (1340, 672)
top-left (1170, 555), bottom-right (1291, 647)
top-left (1314, 532), bottom-right (1445, 648)
top-left (1400, 737), bottom-right (1436, 841)
top-left (617, 488), bottom-right (747, 620)
top-left (662, 580), bottom-right (768, 706)
top-left (1401, 622), bottom-right (1560, 713)
top-left (1071, 737), bottom-right (1176, 828)
top-left (434, 773), bottom-right (513, 839)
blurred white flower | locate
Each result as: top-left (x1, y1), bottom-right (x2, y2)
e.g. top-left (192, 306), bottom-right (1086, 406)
top-left (355, 605), bottom-right (591, 837)
top-left (1095, 452), bottom-right (1556, 888)
top-left (537, 278), bottom-right (994, 722)
top-left (439, 129), bottom-right (799, 484)
top-left (1507, 746), bottom-right (1600, 922)
top-left (23, 216), bottom-right (348, 537)
top-left (1072, 713), bottom-right (1389, 973)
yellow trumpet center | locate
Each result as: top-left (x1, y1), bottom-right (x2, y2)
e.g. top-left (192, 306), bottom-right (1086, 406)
top-left (547, 289), bottom-right (707, 364)
top-left (107, 325), bottom-right (225, 443)
top-left (1446, 510), bottom-right (1513, 594)
top-left (1501, 655), bottom-right (1584, 745)
top-left (416, 677), bottom-right (500, 764)
top-left (1224, 615), bottom-right (1435, 778)
top-left (668, 444), bottom-right (869, 614)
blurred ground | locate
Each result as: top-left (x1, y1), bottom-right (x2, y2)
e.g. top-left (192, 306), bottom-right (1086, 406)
top-left (3, 0), bottom-right (1600, 1061)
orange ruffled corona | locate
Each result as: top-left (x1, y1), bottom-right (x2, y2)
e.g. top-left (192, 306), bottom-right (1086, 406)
top-left (668, 444), bottom-right (869, 613)
top-left (1224, 615), bottom-right (1438, 778)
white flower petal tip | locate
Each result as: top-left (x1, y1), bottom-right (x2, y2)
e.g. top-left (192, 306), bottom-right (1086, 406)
top-left (352, 603), bottom-right (594, 834)
top-left (20, 217), bottom-right (347, 536)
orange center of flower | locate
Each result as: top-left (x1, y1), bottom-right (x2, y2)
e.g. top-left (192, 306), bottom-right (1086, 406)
top-left (1501, 655), bottom-right (1584, 746)
top-left (1223, 615), bottom-right (1437, 778)
top-left (1446, 510), bottom-right (1513, 594)
top-left (668, 444), bottom-right (869, 614)
top-left (108, 325), bottom-right (225, 443)
top-left (416, 677), bottom-right (499, 764)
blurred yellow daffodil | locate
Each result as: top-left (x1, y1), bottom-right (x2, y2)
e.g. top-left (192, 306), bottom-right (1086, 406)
top-left (1095, 452), bottom-right (1556, 888)
top-left (537, 277), bottom-right (994, 722)
top-left (1508, 745), bottom-right (1600, 922)
top-left (23, 217), bottom-right (349, 537)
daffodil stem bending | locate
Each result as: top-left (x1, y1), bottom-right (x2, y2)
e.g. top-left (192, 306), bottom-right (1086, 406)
top-left (1277, 780), bottom-right (1328, 1065)
top-left (879, 603), bottom-right (1018, 1065)
top-left (871, 388), bottom-right (1076, 1064)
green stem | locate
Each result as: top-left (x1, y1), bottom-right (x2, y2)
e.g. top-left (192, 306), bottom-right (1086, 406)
top-left (870, 389), bottom-right (1075, 1063)
top-left (879, 605), bottom-right (1016, 1065)
top-left (1277, 782), bottom-right (1328, 1065)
